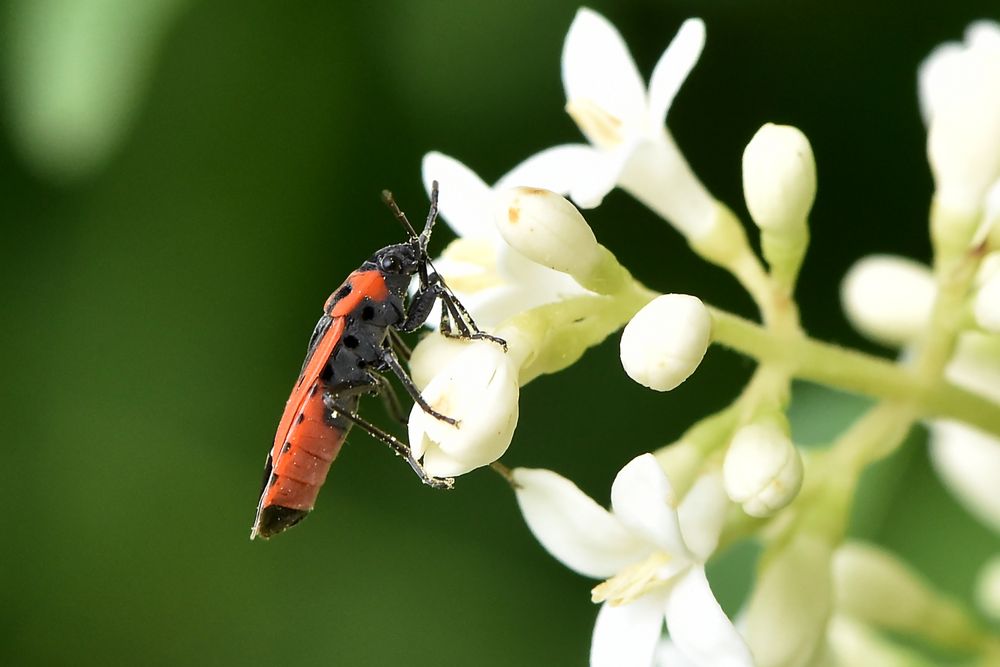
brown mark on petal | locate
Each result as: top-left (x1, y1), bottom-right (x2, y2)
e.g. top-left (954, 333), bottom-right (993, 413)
top-left (508, 206), bottom-right (520, 224)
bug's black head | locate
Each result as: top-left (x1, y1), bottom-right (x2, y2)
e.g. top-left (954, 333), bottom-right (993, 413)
top-left (371, 240), bottom-right (424, 293)
top-left (375, 181), bottom-right (441, 293)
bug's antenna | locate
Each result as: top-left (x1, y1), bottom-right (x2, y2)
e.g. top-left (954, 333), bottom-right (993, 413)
top-left (419, 180), bottom-right (440, 251)
top-left (381, 189), bottom-right (419, 239)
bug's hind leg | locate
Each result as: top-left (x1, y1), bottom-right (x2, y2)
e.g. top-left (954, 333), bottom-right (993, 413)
top-left (323, 394), bottom-right (453, 490)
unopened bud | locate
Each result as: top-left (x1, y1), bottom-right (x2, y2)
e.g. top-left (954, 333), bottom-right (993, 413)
top-left (743, 124), bottom-right (816, 289)
top-left (409, 340), bottom-right (519, 477)
top-left (745, 532), bottom-right (834, 667)
top-left (841, 255), bottom-right (936, 346)
top-left (834, 541), bottom-right (983, 650)
top-left (723, 421), bottom-right (803, 517)
top-left (495, 187), bottom-right (601, 280)
top-left (619, 294), bottom-right (711, 391)
top-left (742, 123), bottom-right (817, 234)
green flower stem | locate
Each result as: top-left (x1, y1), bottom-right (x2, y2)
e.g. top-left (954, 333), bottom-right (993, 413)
top-left (502, 280), bottom-right (657, 386)
top-left (828, 402), bottom-right (917, 472)
top-left (915, 246), bottom-right (985, 379)
top-left (709, 307), bottom-right (1000, 437)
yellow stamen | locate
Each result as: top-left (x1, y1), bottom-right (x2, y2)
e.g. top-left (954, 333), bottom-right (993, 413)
top-left (566, 98), bottom-right (624, 150)
top-left (591, 552), bottom-right (673, 607)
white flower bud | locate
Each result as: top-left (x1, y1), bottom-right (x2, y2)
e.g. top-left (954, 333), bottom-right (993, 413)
top-left (975, 555), bottom-right (1000, 621)
top-left (742, 123), bottom-right (817, 233)
top-left (494, 187), bottom-right (601, 279)
top-left (834, 542), bottom-right (982, 648)
top-left (408, 340), bottom-right (519, 477)
top-left (841, 255), bottom-right (936, 346)
top-left (619, 294), bottom-right (711, 391)
top-left (723, 422), bottom-right (803, 517)
top-left (745, 532), bottom-right (834, 667)
top-left (928, 420), bottom-right (1000, 533)
top-left (407, 331), bottom-right (472, 390)
top-left (974, 270), bottom-right (1000, 332)
top-left (921, 22), bottom-right (1000, 217)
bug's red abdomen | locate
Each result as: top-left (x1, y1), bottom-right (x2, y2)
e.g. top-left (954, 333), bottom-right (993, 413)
top-left (263, 378), bottom-right (348, 511)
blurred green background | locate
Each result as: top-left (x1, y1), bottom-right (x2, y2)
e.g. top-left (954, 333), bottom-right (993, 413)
top-left (2, 1), bottom-right (998, 665)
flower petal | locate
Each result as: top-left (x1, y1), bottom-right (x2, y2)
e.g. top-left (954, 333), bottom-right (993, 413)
top-left (513, 467), bottom-right (653, 578)
top-left (421, 152), bottom-right (497, 239)
top-left (918, 43), bottom-right (963, 124)
top-left (498, 144), bottom-right (621, 210)
top-left (562, 8), bottom-right (647, 140)
top-left (591, 596), bottom-right (666, 667)
top-left (654, 637), bottom-right (699, 667)
top-left (648, 18), bottom-right (706, 130)
top-left (495, 144), bottom-right (599, 194)
top-left (496, 245), bottom-right (591, 298)
top-left (664, 567), bottom-right (754, 667)
top-left (569, 145), bottom-right (631, 209)
top-left (611, 453), bottom-right (691, 558)
top-left (677, 473), bottom-right (728, 561)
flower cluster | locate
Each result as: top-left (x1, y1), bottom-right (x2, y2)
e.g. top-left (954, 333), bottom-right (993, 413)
top-left (405, 8), bottom-right (1000, 666)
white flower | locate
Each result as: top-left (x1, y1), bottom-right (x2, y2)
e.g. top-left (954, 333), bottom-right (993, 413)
top-left (493, 187), bottom-right (601, 279)
top-left (408, 340), bottom-right (519, 477)
top-left (840, 255), bottom-right (936, 347)
top-left (928, 332), bottom-right (1000, 533)
top-left (920, 21), bottom-right (1000, 217)
top-left (514, 9), bottom-right (714, 240)
top-left (514, 454), bottom-right (753, 667)
top-left (422, 152), bottom-right (591, 327)
top-left (620, 294), bottom-right (712, 391)
top-left (723, 422), bottom-right (804, 517)
top-left (742, 123), bottom-right (817, 234)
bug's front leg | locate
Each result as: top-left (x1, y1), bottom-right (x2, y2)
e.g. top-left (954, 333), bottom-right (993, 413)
top-left (397, 279), bottom-right (443, 333)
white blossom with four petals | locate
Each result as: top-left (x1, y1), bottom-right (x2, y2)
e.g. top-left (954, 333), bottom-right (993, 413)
top-left (513, 453), bottom-right (753, 667)
top-left (513, 9), bottom-right (716, 243)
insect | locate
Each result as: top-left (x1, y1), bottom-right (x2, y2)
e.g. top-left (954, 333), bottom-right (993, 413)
top-left (251, 182), bottom-right (504, 540)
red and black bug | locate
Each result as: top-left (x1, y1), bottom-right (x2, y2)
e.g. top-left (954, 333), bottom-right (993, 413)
top-left (252, 182), bottom-right (503, 540)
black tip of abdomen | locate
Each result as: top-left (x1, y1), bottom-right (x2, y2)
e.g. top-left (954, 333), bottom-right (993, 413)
top-left (253, 505), bottom-right (309, 539)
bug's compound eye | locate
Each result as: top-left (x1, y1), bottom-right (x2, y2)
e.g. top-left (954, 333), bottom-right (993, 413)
top-left (380, 254), bottom-right (401, 273)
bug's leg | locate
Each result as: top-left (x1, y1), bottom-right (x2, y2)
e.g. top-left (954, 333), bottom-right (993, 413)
top-left (366, 370), bottom-right (407, 427)
top-left (398, 282), bottom-right (443, 333)
top-left (439, 290), bottom-right (507, 349)
top-left (438, 292), bottom-right (507, 349)
top-left (379, 343), bottom-right (458, 425)
top-left (324, 396), bottom-right (454, 490)
top-left (387, 327), bottom-right (412, 363)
